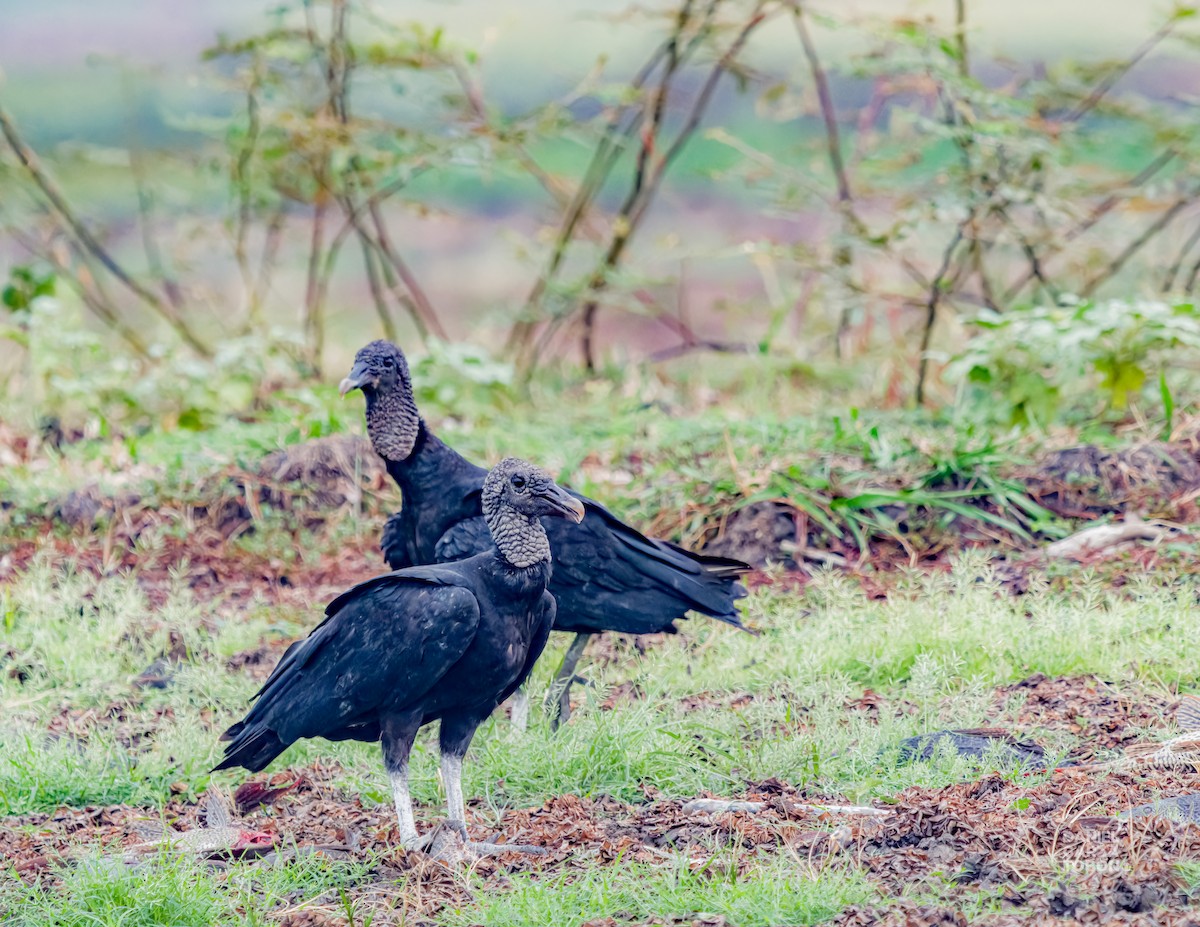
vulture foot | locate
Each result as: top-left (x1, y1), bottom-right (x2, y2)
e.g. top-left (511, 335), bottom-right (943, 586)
top-left (420, 822), bottom-right (546, 862)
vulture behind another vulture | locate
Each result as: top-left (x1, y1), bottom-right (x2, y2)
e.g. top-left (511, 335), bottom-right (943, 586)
top-left (339, 339), bottom-right (752, 726)
top-left (214, 458), bottom-right (585, 851)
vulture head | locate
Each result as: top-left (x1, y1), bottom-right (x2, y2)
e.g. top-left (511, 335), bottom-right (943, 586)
top-left (483, 457), bottom-right (585, 568)
top-left (340, 340), bottom-right (420, 461)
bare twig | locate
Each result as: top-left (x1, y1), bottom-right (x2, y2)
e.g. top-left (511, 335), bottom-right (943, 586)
top-left (356, 229), bottom-right (398, 341)
top-left (1080, 186), bottom-right (1200, 298)
top-left (233, 82), bottom-right (264, 328)
top-left (993, 203), bottom-right (1059, 303)
top-left (449, 58), bottom-right (592, 228)
top-left (954, 0), bottom-right (968, 78)
top-left (250, 206), bottom-right (285, 317)
top-left (1184, 248), bottom-right (1200, 295)
top-left (647, 339), bottom-right (751, 362)
top-left (1160, 217), bottom-right (1200, 293)
top-left (302, 197), bottom-right (330, 373)
top-left (916, 214), bottom-right (971, 406)
top-left (793, 1), bottom-right (864, 352)
top-left (0, 102), bottom-right (212, 356)
top-left (122, 73), bottom-right (185, 313)
top-left (1065, 16), bottom-right (1181, 124)
top-left (1002, 149), bottom-right (1176, 303)
top-left (575, 0), bottom-right (774, 371)
top-left (792, 3), bottom-right (850, 204)
top-left (578, 0), bottom-right (696, 371)
top-left (30, 233), bottom-right (152, 358)
top-left (366, 200), bottom-right (446, 340)
top-left (508, 0), bottom-right (722, 359)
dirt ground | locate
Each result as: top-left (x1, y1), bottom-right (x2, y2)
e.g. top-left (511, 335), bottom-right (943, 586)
top-left (6, 434), bottom-right (1200, 925)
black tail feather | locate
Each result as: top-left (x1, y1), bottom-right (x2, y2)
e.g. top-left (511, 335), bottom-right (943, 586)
top-left (212, 724), bottom-right (288, 774)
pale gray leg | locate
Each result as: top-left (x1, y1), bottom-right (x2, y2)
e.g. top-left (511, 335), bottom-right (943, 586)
top-left (381, 712), bottom-right (422, 849)
top-left (509, 687), bottom-right (530, 734)
top-left (389, 765), bottom-right (419, 848)
top-left (545, 632), bottom-right (592, 730)
top-left (442, 752), bottom-right (466, 835)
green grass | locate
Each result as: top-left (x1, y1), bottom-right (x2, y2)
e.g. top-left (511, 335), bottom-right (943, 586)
top-left (3, 454), bottom-right (1199, 923)
top-left (2, 331), bottom-right (1198, 923)
top-left (1, 847), bottom-right (375, 927)
top-left (443, 856), bottom-right (875, 927)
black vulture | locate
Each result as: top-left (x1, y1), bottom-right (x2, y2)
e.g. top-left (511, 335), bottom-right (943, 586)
top-left (339, 340), bottom-right (752, 726)
top-left (214, 457), bottom-right (585, 850)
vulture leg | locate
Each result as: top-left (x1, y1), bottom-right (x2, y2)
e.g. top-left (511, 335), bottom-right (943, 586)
top-left (509, 687), bottom-right (531, 734)
top-left (545, 631), bottom-right (592, 730)
top-left (441, 751), bottom-right (467, 835)
top-left (436, 713), bottom-right (546, 857)
top-left (381, 712), bottom-right (424, 848)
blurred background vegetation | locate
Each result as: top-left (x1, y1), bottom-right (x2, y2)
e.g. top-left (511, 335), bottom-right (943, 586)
top-left (3, 0), bottom-right (1200, 439)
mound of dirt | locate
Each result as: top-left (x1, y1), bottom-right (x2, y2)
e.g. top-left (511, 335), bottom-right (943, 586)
top-left (1021, 441), bottom-right (1200, 520)
top-left (43, 435), bottom-right (391, 540)
top-left (991, 673), bottom-right (1175, 762)
top-left (701, 501), bottom-right (798, 567)
top-left (256, 435), bottom-right (389, 514)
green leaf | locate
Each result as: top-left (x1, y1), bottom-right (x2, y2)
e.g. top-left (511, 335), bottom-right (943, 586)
top-left (1161, 370), bottom-right (1175, 440)
top-left (1093, 358), bottom-right (1146, 409)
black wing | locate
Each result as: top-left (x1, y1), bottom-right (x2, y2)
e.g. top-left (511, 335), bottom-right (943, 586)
top-left (434, 514), bottom-right (493, 562)
top-left (380, 511), bottom-right (412, 571)
top-left (216, 567), bottom-right (480, 772)
top-left (543, 496), bottom-right (751, 636)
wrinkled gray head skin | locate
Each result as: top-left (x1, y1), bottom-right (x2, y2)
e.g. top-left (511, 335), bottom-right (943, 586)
top-left (339, 340), bottom-right (420, 461)
top-left (482, 457), bottom-right (586, 568)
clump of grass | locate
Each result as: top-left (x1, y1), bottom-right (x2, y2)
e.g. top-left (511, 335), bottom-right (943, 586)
top-left (0, 848), bottom-right (376, 927)
top-left (1, 852), bottom-right (230, 927)
top-left (443, 854), bottom-right (874, 927)
top-left (4, 549), bottom-right (1195, 816)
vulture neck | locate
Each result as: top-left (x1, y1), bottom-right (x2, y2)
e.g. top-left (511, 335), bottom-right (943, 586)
top-left (486, 505), bottom-right (551, 570)
top-left (364, 384), bottom-right (420, 463)
top-left (379, 418), bottom-right (479, 493)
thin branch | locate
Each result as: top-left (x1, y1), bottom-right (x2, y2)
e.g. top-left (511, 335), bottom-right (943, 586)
top-left (1184, 248), bottom-right (1200, 295)
top-left (954, 0), bottom-right (968, 79)
top-left (507, 0), bottom-right (721, 357)
top-left (366, 199), bottom-right (446, 340)
top-left (356, 227), bottom-right (398, 342)
top-left (0, 102), bottom-right (212, 356)
top-left (993, 203), bottom-right (1059, 303)
top-left (122, 73), bottom-right (185, 312)
top-left (1002, 148), bottom-right (1176, 303)
top-left (579, 0), bottom-right (698, 371)
top-left (27, 232), bottom-right (152, 358)
top-left (302, 198), bottom-right (330, 373)
top-left (792, 3), bottom-right (851, 203)
top-left (647, 339), bottom-right (752, 362)
top-left (1160, 216), bottom-right (1200, 293)
top-left (249, 206), bottom-right (285, 322)
top-left (916, 214), bottom-right (971, 406)
top-left (1065, 15), bottom-right (1181, 124)
top-left (233, 82), bottom-right (264, 327)
top-left (449, 58), bottom-right (594, 231)
top-left (1079, 186), bottom-right (1200, 298)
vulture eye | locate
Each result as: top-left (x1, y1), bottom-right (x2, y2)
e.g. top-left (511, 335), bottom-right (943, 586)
top-left (382, 357), bottom-right (395, 368)
top-left (510, 474), bottom-right (527, 492)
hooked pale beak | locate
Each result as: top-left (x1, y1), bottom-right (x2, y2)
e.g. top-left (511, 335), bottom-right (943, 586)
top-left (540, 484), bottom-right (586, 524)
top-left (338, 360), bottom-right (374, 397)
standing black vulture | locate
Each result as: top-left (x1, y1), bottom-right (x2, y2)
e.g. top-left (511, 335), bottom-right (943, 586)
top-left (339, 340), bottom-right (753, 726)
top-left (214, 458), bottom-right (585, 851)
